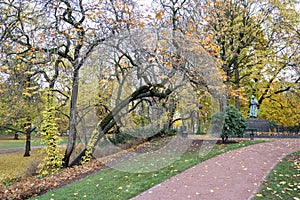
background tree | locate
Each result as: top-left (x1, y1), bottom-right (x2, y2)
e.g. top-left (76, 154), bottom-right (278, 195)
top-left (70, 4), bottom-right (226, 163)
top-left (239, 0), bottom-right (299, 121)
top-left (0, 60), bottom-right (42, 156)
top-left (201, 0), bottom-right (299, 124)
top-left (200, 0), bottom-right (272, 109)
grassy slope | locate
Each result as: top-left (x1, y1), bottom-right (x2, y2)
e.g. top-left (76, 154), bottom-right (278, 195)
top-left (255, 151), bottom-right (300, 200)
top-left (35, 140), bottom-right (265, 200)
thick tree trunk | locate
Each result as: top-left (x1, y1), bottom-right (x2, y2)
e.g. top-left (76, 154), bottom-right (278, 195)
top-left (224, 66), bottom-right (231, 106)
top-left (167, 97), bottom-right (177, 129)
top-left (232, 47), bottom-right (241, 110)
top-left (63, 69), bottom-right (80, 167)
top-left (234, 68), bottom-right (240, 110)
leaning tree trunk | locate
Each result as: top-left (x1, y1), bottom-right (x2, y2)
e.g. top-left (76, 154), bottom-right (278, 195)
top-left (70, 84), bottom-right (173, 166)
top-left (63, 69), bottom-right (80, 167)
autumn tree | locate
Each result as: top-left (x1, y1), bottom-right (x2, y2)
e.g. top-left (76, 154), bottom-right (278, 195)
top-left (149, 0), bottom-right (226, 127)
top-left (1, 0), bottom-right (224, 167)
top-left (238, 0), bottom-right (299, 120)
top-left (0, 60), bottom-right (42, 156)
top-left (70, 11), bottom-right (226, 165)
top-left (198, 0), bottom-right (299, 127)
top-left (198, 0), bottom-right (268, 109)
top-left (259, 90), bottom-right (300, 126)
top-left (0, 0), bottom-right (143, 166)
top-left (256, 0), bottom-right (299, 104)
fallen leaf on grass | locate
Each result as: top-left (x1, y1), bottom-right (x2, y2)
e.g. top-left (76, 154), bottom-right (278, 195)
top-left (279, 181), bottom-right (286, 185)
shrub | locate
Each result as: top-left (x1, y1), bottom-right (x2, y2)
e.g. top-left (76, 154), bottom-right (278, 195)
top-left (211, 105), bottom-right (248, 142)
top-left (108, 132), bottom-right (135, 145)
top-left (24, 159), bottom-right (40, 177)
top-left (210, 112), bottom-right (225, 137)
top-left (108, 126), bottom-right (176, 145)
top-left (196, 124), bottom-right (205, 135)
top-left (158, 127), bottom-right (177, 136)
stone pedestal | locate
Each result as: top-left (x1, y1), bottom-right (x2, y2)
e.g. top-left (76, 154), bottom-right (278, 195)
top-left (247, 118), bottom-right (270, 132)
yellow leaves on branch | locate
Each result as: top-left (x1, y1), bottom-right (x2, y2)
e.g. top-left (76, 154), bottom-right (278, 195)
top-left (22, 86), bottom-right (39, 97)
top-left (26, 86), bottom-right (39, 91)
top-left (24, 125), bottom-right (31, 130)
top-left (0, 65), bottom-right (9, 73)
top-left (229, 89), bottom-right (248, 102)
top-left (87, 12), bottom-right (97, 19)
top-left (165, 62), bottom-right (172, 68)
top-left (22, 91), bottom-right (33, 97)
top-left (215, 1), bottom-right (222, 6)
top-left (138, 21), bottom-right (145, 28)
top-left (24, 71), bottom-right (35, 75)
top-left (147, 57), bottom-right (155, 63)
top-left (155, 10), bottom-right (165, 20)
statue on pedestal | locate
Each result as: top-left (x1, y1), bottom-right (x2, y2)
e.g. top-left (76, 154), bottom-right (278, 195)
top-left (249, 95), bottom-right (258, 118)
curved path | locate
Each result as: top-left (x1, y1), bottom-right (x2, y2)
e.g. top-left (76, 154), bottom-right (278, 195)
top-left (133, 139), bottom-right (300, 200)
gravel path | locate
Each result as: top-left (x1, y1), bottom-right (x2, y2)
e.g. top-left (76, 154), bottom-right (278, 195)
top-left (0, 146), bottom-right (44, 154)
top-left (133, 139), bottom-right (300, 200)
top-left (0, 147), bottom-right (25, 154)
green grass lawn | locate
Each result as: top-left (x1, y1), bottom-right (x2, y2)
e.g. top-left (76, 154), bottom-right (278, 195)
top-left (0, 136), bottom-right (69, 149)
top-left (255, 151), bottom-right (300, 200)
top-left (0, 138), bottom-right (41, 149)
top-left (34, 140), bottom-right (265, 200)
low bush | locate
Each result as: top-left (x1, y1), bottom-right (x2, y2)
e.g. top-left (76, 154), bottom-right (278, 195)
top-left (196, 124), bottom-right (205, 135)
top-left (108, 132), bottom-right (135, 145)
top-left (211, 105), bottom-right (248, 142)
top-left (108, 126), bottom-right (176, 145)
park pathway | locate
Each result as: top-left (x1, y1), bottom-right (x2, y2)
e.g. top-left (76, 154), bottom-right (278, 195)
top-left (133, 139), bottom-right (300, 200)
top-left (0, 146), bottom-right (44, 154)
